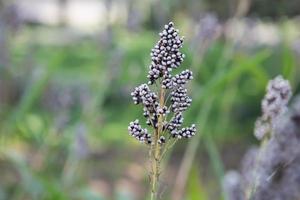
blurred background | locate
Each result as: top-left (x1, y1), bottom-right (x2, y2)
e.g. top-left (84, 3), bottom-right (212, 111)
top-left (0, 0), bottom-right (299, 199)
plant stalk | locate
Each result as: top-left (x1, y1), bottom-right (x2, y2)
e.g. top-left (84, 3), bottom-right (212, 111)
top-left (150, 87), bottom-right (165, 200)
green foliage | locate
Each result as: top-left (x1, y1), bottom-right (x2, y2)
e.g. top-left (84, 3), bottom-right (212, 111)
top-left (186, 166), bottom-right (209, 200)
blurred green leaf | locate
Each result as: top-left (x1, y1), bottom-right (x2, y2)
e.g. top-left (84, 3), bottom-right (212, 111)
top-left (186, 166), bottom-right (208, 200)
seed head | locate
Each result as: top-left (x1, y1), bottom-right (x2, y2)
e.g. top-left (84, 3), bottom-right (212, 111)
top-left (172, 70), bottom-right (193, 87)
top-left (148, 22), bottom-right (185, 85)
top-left (128, 119), bottom-right (152, 144)
top-left (128, 22), bottom-right (197, 144)
top-left (171, 87), bottom-right (192, 113)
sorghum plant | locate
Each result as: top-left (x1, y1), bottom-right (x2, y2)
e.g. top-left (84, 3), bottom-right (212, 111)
top-left (128, 22), bottom-right (196, 199)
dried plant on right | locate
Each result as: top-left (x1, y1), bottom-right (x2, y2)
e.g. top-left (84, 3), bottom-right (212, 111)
top-left (223, 75), bottom-right (300, 200)
top-left (254, 75), bottom-right (292, 140)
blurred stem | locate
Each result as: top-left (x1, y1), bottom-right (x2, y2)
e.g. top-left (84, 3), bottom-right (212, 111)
top-left (150, 87), bottom-right (165, 200)
top-left (172, 96), bottom-right (214, 200)
top-left (204, 134), bottom-right (226, 196)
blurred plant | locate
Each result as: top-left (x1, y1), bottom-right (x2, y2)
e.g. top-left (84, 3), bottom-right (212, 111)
top-left (223, 76), bottom-right (300, 200)
top-left (254, 75), bottom-right (292, 140)
top-left (222, 171), bottom-right (243, 200)
top-left (292, 39), bottom-right (300, 56)
top-left (191, 13), bottom-right (221, 52)
top-left (126, 0), bottom-right (143, 32)
top-left (0, 2), bottom-right (20, 71)
top-left (190, 13), bottom-right (222, 75)
top-left (127, 22), bottom-right (196, 199)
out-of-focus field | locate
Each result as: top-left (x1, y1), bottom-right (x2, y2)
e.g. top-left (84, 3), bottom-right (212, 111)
top-left (0, 0), bottom-right (299, 199)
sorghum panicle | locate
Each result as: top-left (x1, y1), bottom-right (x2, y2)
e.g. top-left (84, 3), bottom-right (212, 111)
top-left (128, 21), bottom-right (196, 144)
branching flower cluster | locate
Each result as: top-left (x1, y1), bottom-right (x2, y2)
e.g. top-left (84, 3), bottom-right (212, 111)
top-left (254, 75), bottom-right (292, 140)
top-left (128, 22), bottom-right (196, 144)
top-left (127, 22), bottom-right (196, 199)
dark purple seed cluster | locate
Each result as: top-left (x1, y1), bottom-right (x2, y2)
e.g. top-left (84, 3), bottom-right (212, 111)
top-left (158, 106), bottom-right (169, 116)
top-left (162, 73), bottom-right (173, 89)
top-left (128, 120), bottom-right (152, 144)
top-left (128, 22), bottom-right (196, 144)
top-left (131, 84), bottom-right (158, 107)
top-left (162, 69), bottom-right (193, 89)
top-left (171, 87), bottom-right (192, 113)
top-left (147, 22), bottom-right (185, 85)
top-left (165, 112), bottom-right (183, 132)
top-left (172, 70), bottom-right (193, 87)
top-left (168, 119), bottom-right (196, 139)
top-left (177, 124), bottom-right (196, 138)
